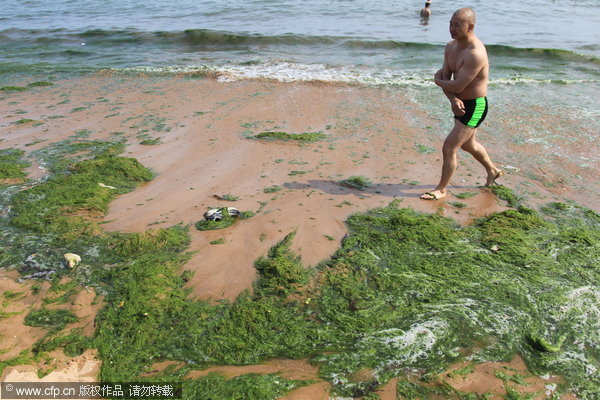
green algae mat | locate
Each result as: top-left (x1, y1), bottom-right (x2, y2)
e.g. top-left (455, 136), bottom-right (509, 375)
top-left (0, 148), bottom-right (30, 183)
top-left (0, 140), bottom-right (598, 399)
top-left (253, 131), bottom-right (326, 142)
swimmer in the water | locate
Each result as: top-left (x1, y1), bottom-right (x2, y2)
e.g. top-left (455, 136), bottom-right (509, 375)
top-left (420, 2), bottom-right (431, 19)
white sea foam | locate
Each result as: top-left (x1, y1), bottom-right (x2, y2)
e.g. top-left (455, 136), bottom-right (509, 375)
top-left (113, 62), bottom-right (594, 88)
top-left (490, 77), bottom-right (594, 86)
top-left (114, 63), bottom-right (438, 87)
top-left (115, 63), bottom-right (597, 89)
top-left (545, 383), bottom-right (557, 396)
top-left (362, 319), bottom-right (449, 366)
top-left (560, 351), bottom-right (598, 376)
top-left (560, 286), bottom-right (600, 332)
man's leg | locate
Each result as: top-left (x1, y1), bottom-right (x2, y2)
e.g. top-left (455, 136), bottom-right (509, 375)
top-left (421, 121), bottom-right (476, 200)
top-left (460, 132), bottom-right (503, 186)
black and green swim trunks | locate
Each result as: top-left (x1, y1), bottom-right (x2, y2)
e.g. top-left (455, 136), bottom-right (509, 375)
top-left (455, 97), bottom-right (488, 128)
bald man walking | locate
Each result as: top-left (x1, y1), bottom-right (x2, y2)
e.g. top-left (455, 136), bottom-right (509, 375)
top-left (421, 8), bottom-right (502, 200)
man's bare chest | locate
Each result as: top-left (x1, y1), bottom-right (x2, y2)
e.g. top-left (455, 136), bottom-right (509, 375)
top-left (447, 51), bottom-right (468, 74)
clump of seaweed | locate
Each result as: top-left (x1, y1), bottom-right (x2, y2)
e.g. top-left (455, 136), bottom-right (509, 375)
top-left (27, 81), bottom-right (53, 87)
top-left (263, 185), bottom-right (281, 193)
top-left (491, 185), bottom-right (522, 207)
top-left (0, 86), bottom-right (29, 92)
top-left (30, 137), bottom-right (126, 174)
top-left (12, 118), bottom-right (40, 125)
top-left (0, 350), bottom-right (35, 377)
top-left (24, 308), bottom-right (78, 333)
top-left (140, 138), bottom-right (162, 145)
top-left (476, 206), bottom-right (551, 267)
top-left (23, 303), bottom-right (90, 357)
top-left (1, 141), bottom-right (143, 275)
top-left (527, 332), bottom-right (566, 353)
top-left (111, 225), bottom-right (190, 257)
top-left (33, 331), bottom-right (92, 357)
top-left (184, 373), bottom-right (310, 400)
top-left (253, 131), bottom-right (325, 142)
top-left (213, 194), bottom-right (239, 201)
top-left (415, 143), bottom-right (436, 154)
top-left (0, 148), bottom-right (30, 183)
top-left (10, 155), bottom-right (152, 240)
top-left (340, 175), bottom-right (372, 189)
top-left (455, 191), bottom-right (478, 199)
top-left (254, 231), bottom-right (309, 296)
top-left (396, 378), bottom-right (471, 399)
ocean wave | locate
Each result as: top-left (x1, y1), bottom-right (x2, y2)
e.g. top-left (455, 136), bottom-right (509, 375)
top-left (490, 77), bottom-right (596, 86)
top-left (62, 49), bottom-right (94, 56)
top-left (180, 29), bottom-right (338, 47)
top-left (112, 63), bottom-right (435, 86)
top-left (109, 63), bottom-right (597, 87)
top-left (2, 27), bottom-right (598, 63)
top-left (487, 44), bottom-right (600, 64)
top-left (343, 39), bottom-right (440, 51)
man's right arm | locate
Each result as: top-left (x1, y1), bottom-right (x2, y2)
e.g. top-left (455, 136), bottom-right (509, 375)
top-left (436, 42), bottom-right (465, 116)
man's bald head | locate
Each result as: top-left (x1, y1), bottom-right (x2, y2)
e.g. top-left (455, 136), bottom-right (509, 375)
top-left (453, 8), bottom-right (476, 25)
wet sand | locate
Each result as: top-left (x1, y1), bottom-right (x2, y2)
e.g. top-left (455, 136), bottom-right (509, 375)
top-left (1, 74), bottom-right (593, 398)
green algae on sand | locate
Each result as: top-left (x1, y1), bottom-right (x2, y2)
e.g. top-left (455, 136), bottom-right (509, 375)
top-left (311, 201), bottom-right (599, 398)
top-left (10, 155), bottom-right (152, 240)
top-left (263, 185), bottom-right (281, 193)
top-left (491, 184), bottom-right (523, 208)
top-left (1, 141), bottom-right (598, 399)
top-left (254, 231), bottom-right (310, 296)
top-left (27, 81), bottom-right (54, 87)
top-left (253, 131), bottom-right (326, 142)
top-left (340, 175), bottom-right (372, 189)
top-left (139, 138), bottom-right (162, 145)
top-left (111, 225), bottom-right (190, 256)
top-left (0, 82), bottom-right (52, 91)
top-left (184, 373), bottom-right (311, 400)
top-left (24, 308), bottom-right (78, 332)
top-left (0, 148), bottom-right (30, 182)
top-left (0, 149), bottom-right (311, 395)
top-left (96, 200), bottom-right (598, 398)
top-left (0, 86), bottom-right (29, 92)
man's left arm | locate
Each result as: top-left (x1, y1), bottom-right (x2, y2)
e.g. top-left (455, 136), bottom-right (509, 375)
top-left (434, 52), bottom-right (484, 94)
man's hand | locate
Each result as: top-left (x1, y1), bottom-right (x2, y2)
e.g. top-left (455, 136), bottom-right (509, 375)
top-left (451, 98), bottom-right (465, 116)
top-left (435, 68), bottom-right (465, 115)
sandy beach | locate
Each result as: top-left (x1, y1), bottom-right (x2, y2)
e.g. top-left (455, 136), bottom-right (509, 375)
top-left (1, 74), bottom-right (596, 398)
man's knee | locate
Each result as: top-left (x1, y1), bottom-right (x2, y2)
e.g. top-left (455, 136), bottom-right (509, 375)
top-left (442, 140), bottom-right (459, 156)
top-left (461, 141), bottom-right (476, 153)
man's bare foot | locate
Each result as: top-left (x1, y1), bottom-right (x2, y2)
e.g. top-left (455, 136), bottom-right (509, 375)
top-left (485, 169), bottom-right (504, 186)
top-left (420, 190), bottom-right (446, 200)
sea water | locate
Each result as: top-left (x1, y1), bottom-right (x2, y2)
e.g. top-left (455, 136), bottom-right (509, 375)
top-left (1, 0), bottom-right (599, 201)
top-left (1, 0), bottom-right (598, 79)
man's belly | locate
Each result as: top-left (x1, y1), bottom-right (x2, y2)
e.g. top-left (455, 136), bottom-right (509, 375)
top-left (457, 82), bottom-right (487, 100)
